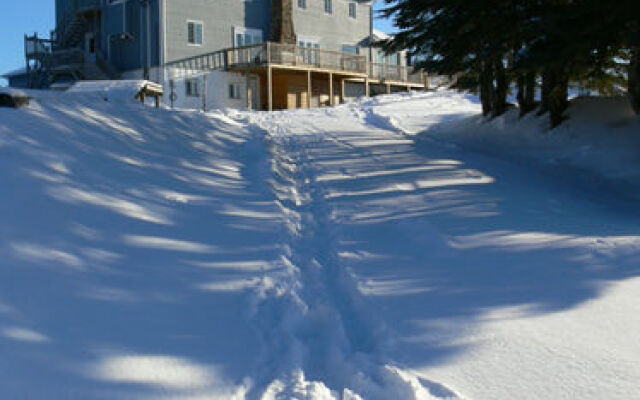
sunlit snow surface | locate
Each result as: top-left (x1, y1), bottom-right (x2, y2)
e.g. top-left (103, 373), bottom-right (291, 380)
top-left (1, 87), bottom-right (640, 399)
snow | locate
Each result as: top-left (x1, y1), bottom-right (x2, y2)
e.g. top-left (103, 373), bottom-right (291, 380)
top-left (1, 85), bottom-right (640, 399)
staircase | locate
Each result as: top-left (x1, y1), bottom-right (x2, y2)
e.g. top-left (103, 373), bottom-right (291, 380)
top-left (25, 0), bottom-right (119, 88)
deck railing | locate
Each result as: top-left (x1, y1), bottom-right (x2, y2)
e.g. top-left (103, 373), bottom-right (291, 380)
top-left (164, 42), bottom-right (426, 86)
top-left (226, 43), bottom-right (369, 75)
top-left (369, 63), bottom-right (425, 85)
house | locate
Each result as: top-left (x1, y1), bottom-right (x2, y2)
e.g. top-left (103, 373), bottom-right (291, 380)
top-left (13, 0), bottom-right (426, 110)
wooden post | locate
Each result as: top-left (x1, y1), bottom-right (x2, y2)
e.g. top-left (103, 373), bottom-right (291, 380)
top-left (268, 66), bottom-right (273, 111)
top-left (329, 72), bottom-right (334, 106)
top-left (307, 70), bottom-right (312, 109)
top-left (341, 79), bottom-right (346, 104)
top-left (155, 95), bottom-right (160, 108)
top-left (387, 83), bottom-right (392, 95)
top-left (365, 78), bottom-right (370, 97)
top-left (202, 75), bottom-right (207, 112)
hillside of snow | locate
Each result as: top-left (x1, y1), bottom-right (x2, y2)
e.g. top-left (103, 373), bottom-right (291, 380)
top-left (1, 86), bottom-right (640, 400)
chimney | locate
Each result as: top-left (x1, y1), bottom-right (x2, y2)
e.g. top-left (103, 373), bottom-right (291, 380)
top-left (271, 0), bottom-right (296, 44)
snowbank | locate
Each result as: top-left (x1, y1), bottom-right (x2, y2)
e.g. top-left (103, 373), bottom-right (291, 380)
top-left (66, 80), bottom-right (150, 103)
top-left (2, 86), bottom-right (640, 400)
top-left (367, 91), bottom-right (640, 198)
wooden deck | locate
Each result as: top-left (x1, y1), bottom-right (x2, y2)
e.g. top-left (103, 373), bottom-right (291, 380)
top-left (164, 42), bottom-right (428, 111)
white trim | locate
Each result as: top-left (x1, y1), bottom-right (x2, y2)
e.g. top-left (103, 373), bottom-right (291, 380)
top-left (186, 20), bottom-right (204, 46)
top-left (297, 35), bottom-right (321, 44)
top-left (159, 0), bottom-right (166, 64)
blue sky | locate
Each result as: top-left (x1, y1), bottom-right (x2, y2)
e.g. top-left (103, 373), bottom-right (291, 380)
top-left (0, 1), bottom-right (396, 86)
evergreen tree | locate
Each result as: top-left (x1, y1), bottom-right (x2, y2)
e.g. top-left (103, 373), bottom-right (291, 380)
top-left (381, 0), bottom-right (640, 126)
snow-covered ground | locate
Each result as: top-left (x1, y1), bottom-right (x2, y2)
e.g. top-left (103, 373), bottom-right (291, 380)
top-left (1, 86), bottom-right (639, 399)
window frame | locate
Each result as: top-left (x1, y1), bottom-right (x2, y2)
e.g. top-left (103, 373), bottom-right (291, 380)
top-left (324, 0), bottom-right (333, 14)
top-left (185, 79), bottom-right (200, 97)
top-left (187, 20), bottom-right (204, 46)
top-left (348, 2), bottom-right (357, 19)
top-left (229, 83), bottom-right (242, 100)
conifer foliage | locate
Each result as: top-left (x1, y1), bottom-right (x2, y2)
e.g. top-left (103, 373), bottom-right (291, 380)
top-left (381, 0), bottom-right (640, 127)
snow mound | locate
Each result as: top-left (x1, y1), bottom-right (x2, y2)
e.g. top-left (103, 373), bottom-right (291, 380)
top-left (67, 80), bottom-right (150, 102)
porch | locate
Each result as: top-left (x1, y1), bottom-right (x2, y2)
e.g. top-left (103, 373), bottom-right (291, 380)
top-left (165, 42), bottom-right (428, 111)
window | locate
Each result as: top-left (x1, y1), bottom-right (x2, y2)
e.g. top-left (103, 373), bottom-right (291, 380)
top-left (187, 21), bottom-right (203, 46)
top-left (298, 38), bottom-right (320, 64)
top-left (234, 28), bottom-right (263, 47)
top-left (348, 2), bottom-right (356, 19)
top-left (324, 0), bottom-right (332, 14)
top-left (298, 0), bottom-right (307, 9)
top-left (186, 79), bottom-right (200, 97)
top-left (342, 45), bottom-right (359, 55)
top-left (229, 83), bottom-right (242, 100)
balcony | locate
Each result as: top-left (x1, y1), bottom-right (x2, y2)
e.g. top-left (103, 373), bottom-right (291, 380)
top-left (166, 42), bottom-right (425, 87)
top-left (227, 42), bottom-right (369, 76)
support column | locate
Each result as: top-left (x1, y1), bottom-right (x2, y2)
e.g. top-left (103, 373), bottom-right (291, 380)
top-left (268, 67), bottom-right (273, 111)
top-left (365, 78), bottom-right (370, 97)
top-left (202, 75), bottom-right (207, 112)
top-left (341, 79), bottom-right (346, 104)
top-left (307, 70), bottom-right (312, 109)
top-left (386, 83), bottom-right (392, 95)
top-left (329, 72), bottom-right (334, 106)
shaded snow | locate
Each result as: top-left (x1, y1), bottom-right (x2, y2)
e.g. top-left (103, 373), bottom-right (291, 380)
top-left (1, 87), bottom-right (640, 399)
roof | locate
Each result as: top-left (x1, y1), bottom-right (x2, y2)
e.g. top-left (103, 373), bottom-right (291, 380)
top-left (1, 67), bottom-right (28, 79)
top-left (372, 29), bottom-right (392, 40)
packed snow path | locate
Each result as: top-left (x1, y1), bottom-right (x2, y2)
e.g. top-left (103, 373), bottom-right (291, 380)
top-left (1, 89), bottom-right (640, 399)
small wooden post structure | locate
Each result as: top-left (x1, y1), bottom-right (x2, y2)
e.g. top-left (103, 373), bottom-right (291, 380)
top-left (340, 78), bottom-right (346, 104)
top-left (136, 82), bottom-right (163, 108)
top-left (386, 83), bottom-right (392, 95)
top-left (365, 78), bottom-right (370, 97)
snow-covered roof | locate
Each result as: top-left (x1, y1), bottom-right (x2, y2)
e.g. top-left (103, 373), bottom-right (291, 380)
top-left (372, 29), bottom-right (392, 40)
top-left (1, 67), bottom-right (28, 78)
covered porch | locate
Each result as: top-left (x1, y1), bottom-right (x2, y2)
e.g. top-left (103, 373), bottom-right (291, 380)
top-left (228, 42), bottom-right (427, 111)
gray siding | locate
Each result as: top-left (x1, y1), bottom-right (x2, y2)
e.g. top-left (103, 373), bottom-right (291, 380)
top-left (164, 0), bottom-right (371, 63)
top-left (293, 0), bottom-right (371, 55)
top-left (54, 0), bottom-right (381, 72)
top-left (164, 0), bottom-right (271, 63)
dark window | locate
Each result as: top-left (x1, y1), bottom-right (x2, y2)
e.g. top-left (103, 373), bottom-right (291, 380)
top-left (348, 3), bottom-right (356, 19)
top-left (186, 79), bottom-right (200, 97)
top-left (187, 21), bottom-right (203, 45)
top-left (324, 0), bottom-right (332, 14)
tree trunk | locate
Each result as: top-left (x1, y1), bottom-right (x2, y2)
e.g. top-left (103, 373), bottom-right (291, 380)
top-left (492, 59), bottom-right (508, 117)
top-left (539, 69), bottom-right (553, 115)
top-left (517, 73), bottom-right (526, 111)
top-left (629, 45), bottom-right (640, 115)
top-left (548, 69), bottom-right (569, 128)
top-left (517, 71), bottom-right (537, 116)
top-left (524, 71), bottom-right (536, 113)
top-left (479, 62), bottom-right (494, 116)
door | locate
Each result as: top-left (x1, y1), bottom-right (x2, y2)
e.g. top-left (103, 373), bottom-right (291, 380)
top-left (247, 76), bottom-right (259, 110)
top-left (85, 32), bottom-right (96, 63)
